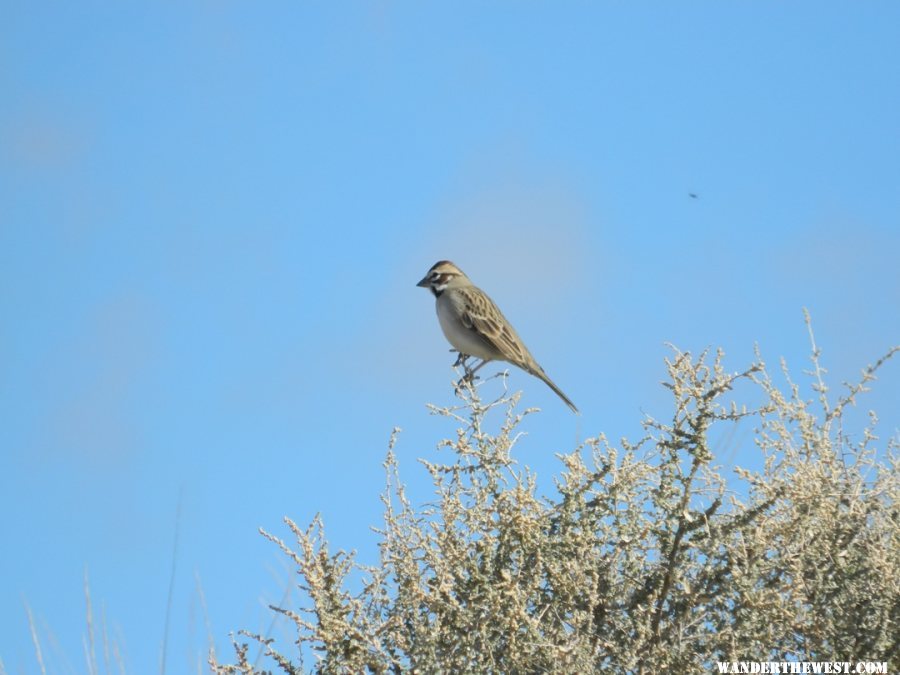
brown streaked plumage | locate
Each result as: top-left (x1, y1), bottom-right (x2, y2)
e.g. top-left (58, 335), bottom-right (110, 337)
top-left (416, 260), bottom-right (579, 414)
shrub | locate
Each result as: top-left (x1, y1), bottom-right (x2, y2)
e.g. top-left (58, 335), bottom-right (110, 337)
top-left (213, 329), bottom-right (898, 673)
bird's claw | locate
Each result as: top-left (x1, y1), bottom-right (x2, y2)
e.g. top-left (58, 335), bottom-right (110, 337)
top-left (457, 371), bottom-right (480, 386)
top-left (451, 352), bottom-right (481, 385)
top-left (453, 351), bottom-right (476, 370)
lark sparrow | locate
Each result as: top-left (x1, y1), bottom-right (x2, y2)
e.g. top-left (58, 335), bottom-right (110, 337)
top-left (417, 260), bottom-right (579, 413)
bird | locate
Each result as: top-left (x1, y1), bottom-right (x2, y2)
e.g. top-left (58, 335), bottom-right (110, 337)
top-left (416, 260), bottom-right (579, 413)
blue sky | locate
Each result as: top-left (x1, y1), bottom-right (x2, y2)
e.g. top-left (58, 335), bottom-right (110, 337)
top-left (2, 3), bottom-right (899, 671)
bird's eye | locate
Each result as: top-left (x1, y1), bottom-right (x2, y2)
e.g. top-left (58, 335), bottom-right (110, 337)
top-left (431, 273), bottom-right (441, 281)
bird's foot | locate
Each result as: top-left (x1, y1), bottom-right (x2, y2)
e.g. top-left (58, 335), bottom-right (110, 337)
top-left (451, 350), bottom-right (468, 369)
top-left (457, 370), bottom-right (481, 386)
top-left (459, 357), bottom-right (487, 386)
top-left (451, 352), bottom-right (479, 385)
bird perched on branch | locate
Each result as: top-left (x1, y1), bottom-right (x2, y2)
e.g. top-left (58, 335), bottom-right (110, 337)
top-left (417, 260), bottom-right (579, 413)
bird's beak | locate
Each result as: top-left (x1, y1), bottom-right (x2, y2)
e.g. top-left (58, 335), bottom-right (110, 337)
top-left (416, 275), bottom-right (430, 288)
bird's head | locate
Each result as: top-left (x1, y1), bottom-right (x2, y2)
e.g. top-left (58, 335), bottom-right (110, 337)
top-left (416, 260), bottom-right (468, 297)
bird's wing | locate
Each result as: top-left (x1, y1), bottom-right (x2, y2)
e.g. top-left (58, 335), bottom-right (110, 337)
top-left (458, 286), bottom-right (532, 366)
top-left (457, 286), bottom-right (579, 413)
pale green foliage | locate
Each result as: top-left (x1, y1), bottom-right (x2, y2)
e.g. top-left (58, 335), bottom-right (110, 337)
top-left (213, 334), bottom-right (899, 673)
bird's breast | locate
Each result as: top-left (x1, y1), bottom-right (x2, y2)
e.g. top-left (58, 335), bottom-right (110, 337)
top-left (435, 294), bottom-right (497, 360)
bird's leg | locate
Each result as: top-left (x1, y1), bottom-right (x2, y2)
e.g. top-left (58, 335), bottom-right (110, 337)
top-left (451, 349), bottom-right (469, 369)
top-left (452, 351), bottom-right (474, 386)
top-left (468, 359), bottom-right (489, 378)
top-left (451, 351), bottom-right (489, 385)
top-left (458, 358), bottom-right (489, 385)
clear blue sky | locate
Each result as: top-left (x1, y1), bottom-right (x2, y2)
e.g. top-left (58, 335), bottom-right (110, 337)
top-left (2, 3), bottom-right (898, 671)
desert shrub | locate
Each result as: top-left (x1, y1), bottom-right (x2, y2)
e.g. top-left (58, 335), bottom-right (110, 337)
top-left (213, 330), bottom-right (898, 673)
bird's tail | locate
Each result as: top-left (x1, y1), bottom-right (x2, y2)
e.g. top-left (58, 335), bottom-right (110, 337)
top-left (529, 366), bottom-right (579, 414)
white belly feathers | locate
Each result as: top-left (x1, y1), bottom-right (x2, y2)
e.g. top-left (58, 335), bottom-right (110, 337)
top-left (436, 293), bottom-right (496, 361)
